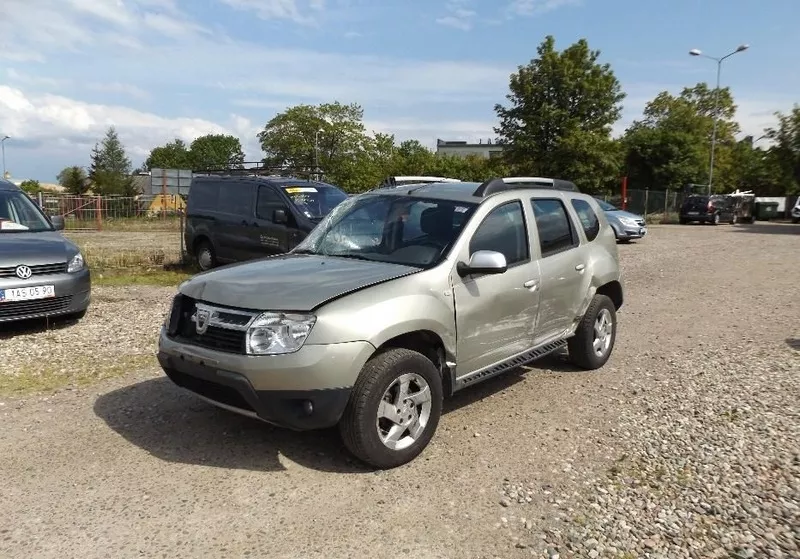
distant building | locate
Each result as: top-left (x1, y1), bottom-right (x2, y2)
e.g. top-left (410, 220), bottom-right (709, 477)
top-left (436, 138), bottom-right (504, 159)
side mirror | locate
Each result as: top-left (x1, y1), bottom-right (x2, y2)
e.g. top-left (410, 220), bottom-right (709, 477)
top-left (50, 215), bottom-right (65, 231)
top-left (456, 250), bottom-right (507, 277)
top-left (273, 208), bottom-right (288, 224)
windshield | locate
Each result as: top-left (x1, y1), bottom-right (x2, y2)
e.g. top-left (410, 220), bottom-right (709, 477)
top-left (281, 184), bottom-right (348, 220)
top-left (0, 190), bottom-right (53, 233)
top-left (292, 193), bottom-right (478, 268)
top-left (595, 198), bottom-right (617, 211)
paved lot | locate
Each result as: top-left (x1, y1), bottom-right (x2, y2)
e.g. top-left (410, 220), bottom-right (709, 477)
top-left (1, 223), bottom-right (798, 559)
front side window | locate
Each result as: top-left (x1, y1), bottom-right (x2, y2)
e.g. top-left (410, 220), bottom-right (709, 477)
top-left (0, 190), bottom-right (53, 232)
top-left (280, 184), bottom-right (348, 220)
top-left (468, 201), bottom-right (529, 266)
top-left (570, 199), bottom-right (600, 242)
top-left (293, 194), bottom-right (477, 268)
top-left (530, 198), bottom-right (578, 258)
top-left (256, 186), bottom-right (286, 222)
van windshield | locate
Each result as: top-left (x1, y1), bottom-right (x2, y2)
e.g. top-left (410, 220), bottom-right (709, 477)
top-left (280, 184), bottom-right (348, 220)
top-left (0, 190), bottom-right (53, 233)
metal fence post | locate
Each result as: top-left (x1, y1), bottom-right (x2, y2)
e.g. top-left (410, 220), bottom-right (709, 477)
top-left (664, 188), bottom-right (669, 222)
top-left (96, 196), bottom-right (102, 231)
top-left (644, 188), bottom-right (650, 218)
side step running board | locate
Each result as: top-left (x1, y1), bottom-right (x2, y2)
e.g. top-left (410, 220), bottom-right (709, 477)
top-left (455, 339), bottom-right (567, 389)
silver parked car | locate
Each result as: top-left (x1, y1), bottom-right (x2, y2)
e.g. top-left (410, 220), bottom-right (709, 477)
top-left (595, 198), bottom-right (647, 242)
top-left (0, 180), bottom-right (90, 323)
top-left (158, 177), bottom-right (623, 468)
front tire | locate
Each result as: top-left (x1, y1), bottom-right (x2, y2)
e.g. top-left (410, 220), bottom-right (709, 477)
top-left (339, 348), bottom-right (443, 469)
top-left (195, 240), bottom-right (217, 271)
top-left (568, 294), bottom-right (617, 370)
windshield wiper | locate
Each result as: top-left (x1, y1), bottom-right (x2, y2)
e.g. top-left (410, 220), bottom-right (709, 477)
top-left (328, 253), bottom-right (374, 262)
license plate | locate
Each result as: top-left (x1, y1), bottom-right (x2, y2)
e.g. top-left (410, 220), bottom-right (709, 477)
top-left (687, 211), bottom-right (699, 216)
top-left (0, 285), bottom-right (56, 302)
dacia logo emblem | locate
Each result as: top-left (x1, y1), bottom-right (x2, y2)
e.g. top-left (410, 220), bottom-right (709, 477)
top-left (15, 265), bottom-right (32, 280)
top-left (194, 308), bottom-right (211, 335)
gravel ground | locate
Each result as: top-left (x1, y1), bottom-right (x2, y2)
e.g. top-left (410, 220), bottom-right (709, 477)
top-left (1, 222), bottom-right (798, 559)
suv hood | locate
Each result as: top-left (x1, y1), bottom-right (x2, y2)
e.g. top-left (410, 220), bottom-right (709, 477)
top-left (179, 254), bottom-right (420, 312)
top-left (0, 231), bottom-right (78, 267)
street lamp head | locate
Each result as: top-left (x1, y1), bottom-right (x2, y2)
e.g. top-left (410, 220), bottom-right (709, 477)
top-left (1, 135), bottom-right (9, 141)
top-left (689, 48), bottom-right (702, 56)
top-left (736, 44), bottom-right (749, 52)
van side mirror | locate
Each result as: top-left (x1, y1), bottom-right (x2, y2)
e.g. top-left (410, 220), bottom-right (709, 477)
top-left (50, 215), bottom-right (65, 231)
top-left (456, 250), bottom-right (507, 277)
top-left (273, 209), bottom-right (288, 224)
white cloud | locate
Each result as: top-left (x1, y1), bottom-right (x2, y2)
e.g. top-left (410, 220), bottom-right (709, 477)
top-left (436, 0), bottom-right (476, 31)
top-left (219, 0), bottom-right (326, 25)
top-left (507, 0), bottom-right (581, 17)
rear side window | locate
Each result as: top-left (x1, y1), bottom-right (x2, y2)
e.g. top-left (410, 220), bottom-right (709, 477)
top-left (570, 199), bottom-right (600, 242)
top-left (187, 181), bottom-right (219, 211)
top-left (530, 198), bottom-right (578, 258)
top-left (469, 201), bottom-right (529, 266)
top-left (218, 184), bottom-right (253, 216)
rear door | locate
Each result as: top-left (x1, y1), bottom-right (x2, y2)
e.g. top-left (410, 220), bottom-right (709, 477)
top-left (682, 196), bottom-right (709, 217)
top-left (214, 181), bottom-right (256, 262)
top-left (529, 195), bottom-right (589, 343)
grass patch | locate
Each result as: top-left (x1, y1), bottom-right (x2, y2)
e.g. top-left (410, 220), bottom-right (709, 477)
top-left (0, 354), bottom-right (157, 397)
top-left (94, 269), bottom-right (193, 287)
top-left (65, 216), bottom-right (182, 232)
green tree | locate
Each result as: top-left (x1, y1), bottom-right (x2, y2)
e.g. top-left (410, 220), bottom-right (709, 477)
top-left (494, 35), bottom-right (625, 191)
top-left (144, 138), bottom-right (192, 170)
top-left (20, 179), bottom-right (42, 194)
top-left (89, 126), bottom-right (137, 196)
top-left (258, 102), bottom-right (373, 191)
top-left (766, 105), bottom-right (800, 194)
top-left (189, 134), bottom-right (246, 169)
top-left (623, 84), bottom-right (740, 192)
top-left (56, 166), bottom-right (89, 195)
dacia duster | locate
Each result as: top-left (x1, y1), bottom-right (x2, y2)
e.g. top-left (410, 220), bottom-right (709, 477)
top-left (158, 178), bottom-right (624, 468)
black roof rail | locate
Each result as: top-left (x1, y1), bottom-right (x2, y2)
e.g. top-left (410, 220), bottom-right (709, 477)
top-left (472, 176), bottom-right (580, 197)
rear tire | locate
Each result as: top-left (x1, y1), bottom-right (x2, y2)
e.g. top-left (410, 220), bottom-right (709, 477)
top-left (568, 294), bottom-right (617, 370)
top-left (339, 348), bottom-right (443, 469)
top-left (711, 213), bottom-right (720, 226)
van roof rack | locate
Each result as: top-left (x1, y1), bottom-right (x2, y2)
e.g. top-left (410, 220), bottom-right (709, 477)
top-left (472, 176), bottom-right (580, 197)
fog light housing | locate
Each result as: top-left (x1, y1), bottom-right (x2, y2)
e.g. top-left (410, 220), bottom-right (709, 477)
top-left (302, 400), bottom-right (314, 415)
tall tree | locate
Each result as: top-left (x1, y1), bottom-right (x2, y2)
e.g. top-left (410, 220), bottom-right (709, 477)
top-left (494, 35), bottom-right (625, 191)
top-left (189, 134), bottom-right (246, 169)
top-left (258, 102), bottom-right (373, 191)
top-left (56, 166), bottom-right (89, 195)
top-left (89, 126), bottom-right (137, 196)
top-left (144, 138), bottom-right (192, 171)
top-left (766, 105), bottom-right (800, 194)
top-left (623, 84), bottom-right (739, 192)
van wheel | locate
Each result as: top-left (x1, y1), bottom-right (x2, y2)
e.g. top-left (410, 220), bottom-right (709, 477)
top-left (568, 294), bottom-right (617, 370)
top-left (195, 240), bottom-right (216, 271)
top-left (339, 348), bottom-right (443, 469)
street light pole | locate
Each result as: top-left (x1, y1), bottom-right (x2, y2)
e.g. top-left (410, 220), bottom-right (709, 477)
top-left (314, 128), bottom-right (323, 181)
top-left (689, 44), bottom-right (749, 195)
top-left (1, 135), bottom-right (9, 179)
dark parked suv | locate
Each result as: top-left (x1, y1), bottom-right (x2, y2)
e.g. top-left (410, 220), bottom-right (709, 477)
top-left (185, 176), bottom-right (348, 270)
top-left (679, 194), bottom-right (736, 225)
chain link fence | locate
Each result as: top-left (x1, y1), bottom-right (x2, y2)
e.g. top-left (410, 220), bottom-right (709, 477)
top-left (36, 193), bottom-right (184, 232)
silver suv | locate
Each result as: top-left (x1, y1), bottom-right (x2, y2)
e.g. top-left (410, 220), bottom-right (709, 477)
top-left (157, 178), bottom-right (623, 468)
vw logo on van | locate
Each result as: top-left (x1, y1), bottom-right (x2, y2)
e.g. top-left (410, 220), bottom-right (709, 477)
top-left (15, 265), bottom-right (33, 279)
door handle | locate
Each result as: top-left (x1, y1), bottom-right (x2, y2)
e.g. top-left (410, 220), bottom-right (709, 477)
top-left (523, 279), bottom-right (538, 290)
top-left (575, 264), bottom-right (585, 272)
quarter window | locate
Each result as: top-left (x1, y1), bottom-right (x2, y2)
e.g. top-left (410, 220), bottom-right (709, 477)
top-left (469, 201), bottom-right (529, 266)
top-left (530, 199), bottom-right (578, 258)
top-left (570, 199), bottom-right (600, 242)
top-left (218, 184), bottom-right (253, 216)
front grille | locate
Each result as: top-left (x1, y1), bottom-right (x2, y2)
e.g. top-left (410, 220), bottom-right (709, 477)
top-left (0, 262), bottom-right (67, 278)
top-left (167, 295), bottom-right (249, 354)
top-left (0, 296), bottom-right (72, 319)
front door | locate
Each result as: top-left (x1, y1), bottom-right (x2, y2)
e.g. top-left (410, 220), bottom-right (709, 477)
top-left (248, 185), bottom-right (290, 257)
top-left (528, 197), bottom-right (589, 342)
top-left (452, 200), bottom-right (541, 376)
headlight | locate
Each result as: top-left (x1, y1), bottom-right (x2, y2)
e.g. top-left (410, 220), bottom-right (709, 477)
top-left (67, 252), bottom-right (85, 273)
top-left (619, 217), bottom-right (640, 227)
top-left (246, 312), bottom-right (316, 355)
